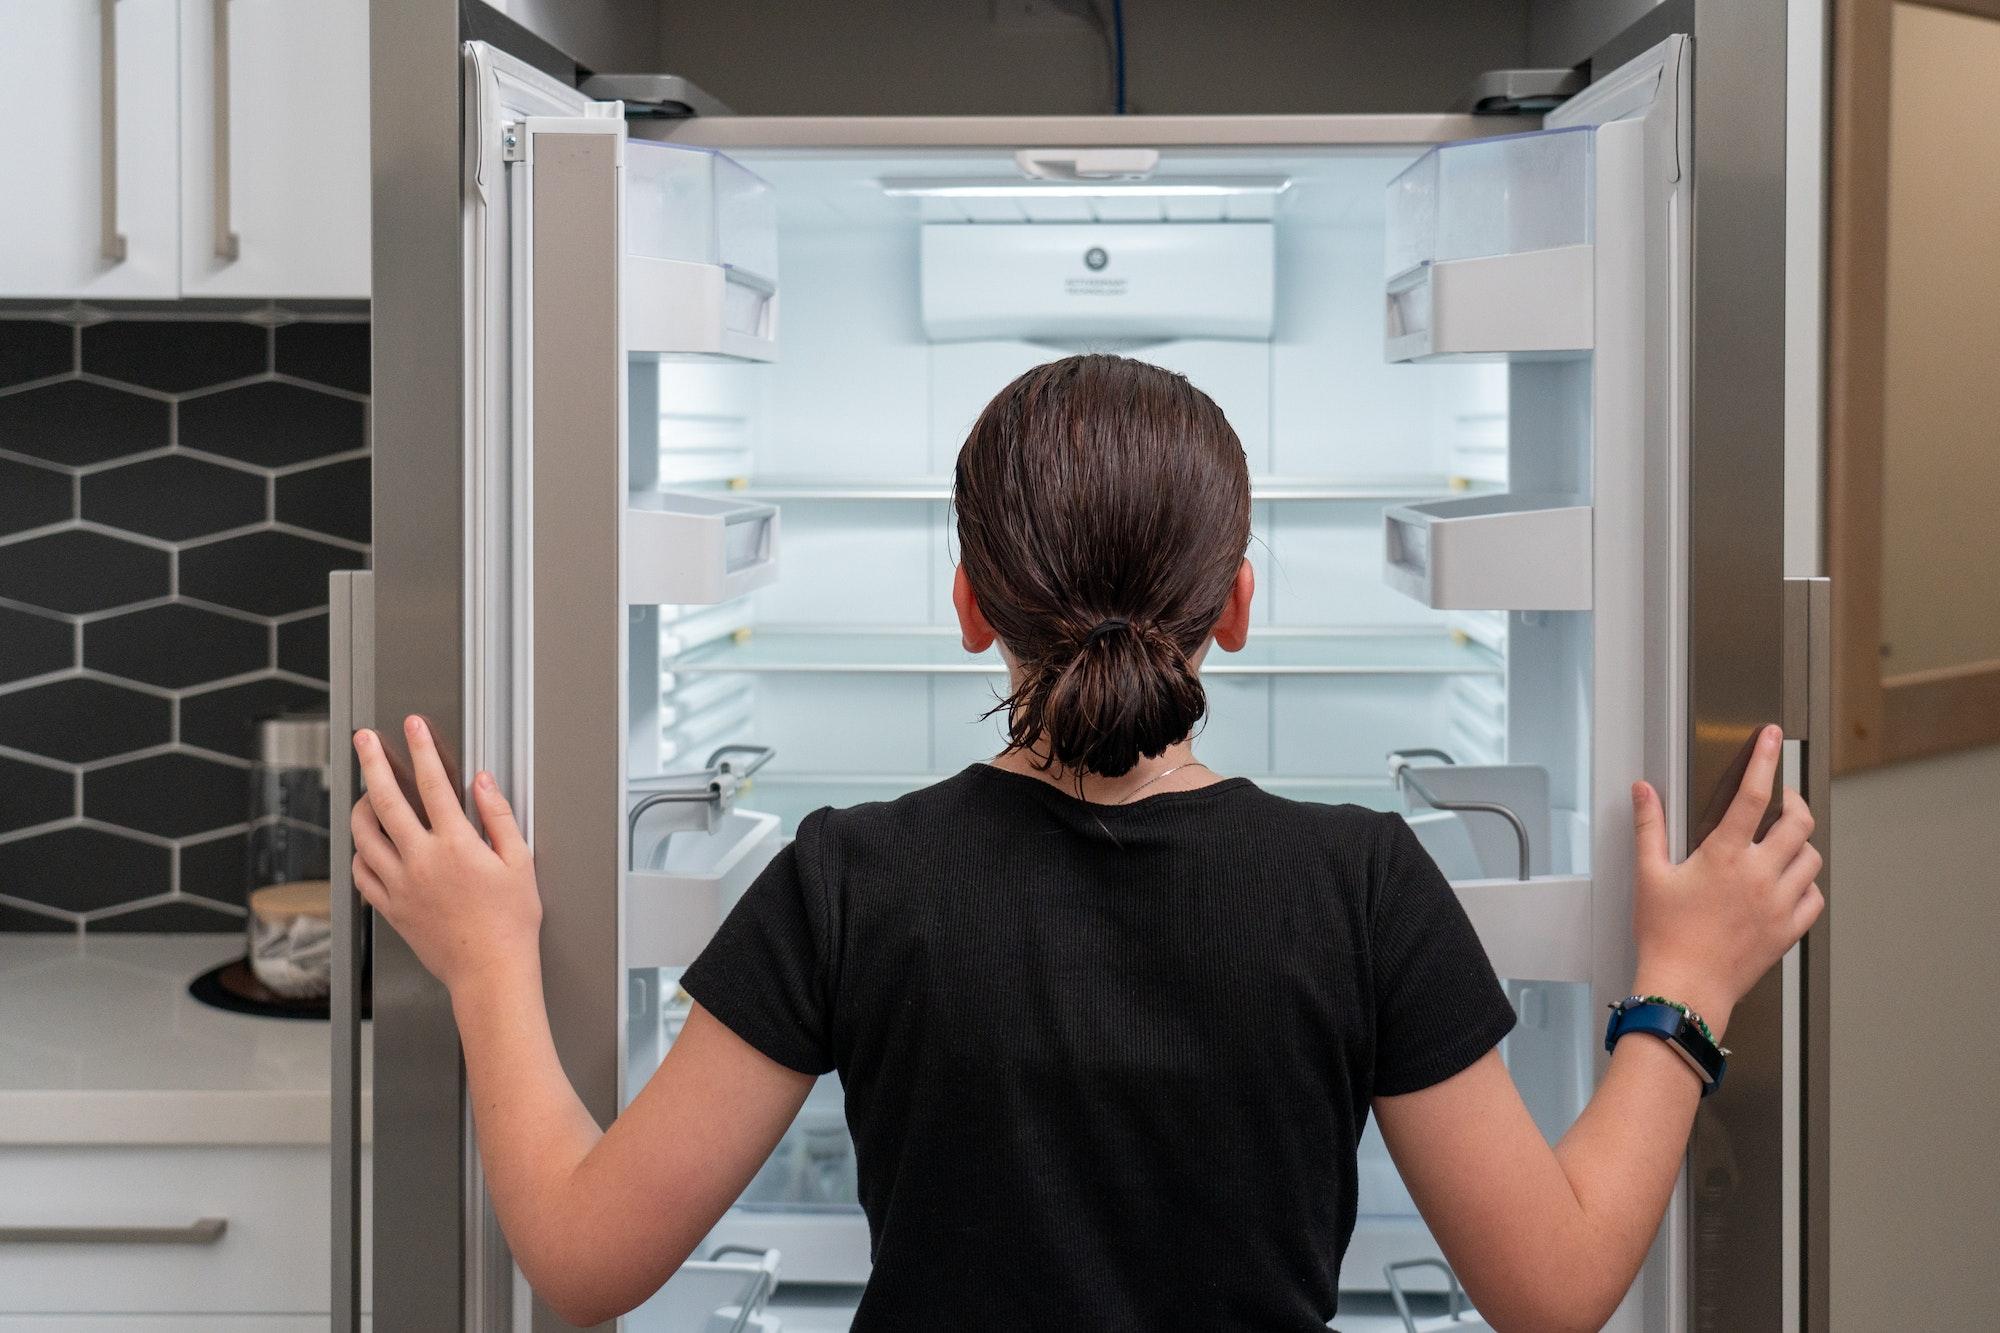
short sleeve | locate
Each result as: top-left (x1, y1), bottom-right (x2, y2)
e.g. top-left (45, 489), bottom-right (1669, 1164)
top-left (1368, 814), bottom-right (1517, 1097)
top-left (678, 810), bottom-right (836, 1075)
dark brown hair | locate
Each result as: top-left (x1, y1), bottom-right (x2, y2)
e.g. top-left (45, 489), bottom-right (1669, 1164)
top-left (953, 354), bottom-right (1252, 778)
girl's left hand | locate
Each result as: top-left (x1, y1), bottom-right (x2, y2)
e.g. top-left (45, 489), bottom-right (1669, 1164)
top-left (350, 716), bottom-right (542, 997)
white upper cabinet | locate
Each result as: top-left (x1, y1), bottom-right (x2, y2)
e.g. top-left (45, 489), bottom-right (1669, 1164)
top-left (0, 0), bottom-right (182, 298)
top-left (179, 0), bottom-right (370, 297)
top-left (0, 0), bottom-right (369, 301)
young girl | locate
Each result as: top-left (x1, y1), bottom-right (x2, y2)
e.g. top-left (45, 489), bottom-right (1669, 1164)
top-left (350, 355), bottom-right (1821, 1331)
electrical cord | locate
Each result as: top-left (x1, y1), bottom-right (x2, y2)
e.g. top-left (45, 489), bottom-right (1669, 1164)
top-left (1051, 0), bottom-right (1126, 115)
top-left (1112, 0), bottom-right (1127, 113)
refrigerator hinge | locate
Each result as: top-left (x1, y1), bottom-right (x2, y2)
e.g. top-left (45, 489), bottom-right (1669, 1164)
top-left (579, 73), bottom-right (735, 119)
top-left (1451, 67), bottom-right (1587, 115)
top-left (500, 121), bottom-right (526, 162)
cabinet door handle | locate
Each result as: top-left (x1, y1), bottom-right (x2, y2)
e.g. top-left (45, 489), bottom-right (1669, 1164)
top-left (98, 0), bottom-right (126, 262)
top-left (0, 1219), bottom-right (227, 1245)
top-left (211, 0), bottom-right (239, 261)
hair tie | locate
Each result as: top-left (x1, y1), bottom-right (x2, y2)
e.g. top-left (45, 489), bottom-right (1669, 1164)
top-left (1082, 617), bottom-right (1132, 648)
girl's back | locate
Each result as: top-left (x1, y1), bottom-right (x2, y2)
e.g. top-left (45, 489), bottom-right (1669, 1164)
top-left (686, 765), bottom-right (1514, 1328)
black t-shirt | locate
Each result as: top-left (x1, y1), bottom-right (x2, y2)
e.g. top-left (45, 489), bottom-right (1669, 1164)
top-left (680, 764), bottom-right (1515, 1331)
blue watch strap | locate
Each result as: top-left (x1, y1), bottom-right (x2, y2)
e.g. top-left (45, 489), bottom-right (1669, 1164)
top-left (1604, 1001), bottom-right (1727, 1095)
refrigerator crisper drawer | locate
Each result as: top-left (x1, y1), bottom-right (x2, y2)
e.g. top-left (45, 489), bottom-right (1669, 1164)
top-left (625, 490), bottom-right (780, 606)
top-left (626, 809), bottom-right (782, 969)
top-left (1383, 126), bottom-right (1594, 363)
top-left (625, 141), bottom-right (779, 360)
top-left (1383, 494), bottom-right (1592, 611)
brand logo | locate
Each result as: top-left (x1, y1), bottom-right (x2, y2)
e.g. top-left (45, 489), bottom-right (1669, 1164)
top-left (1083, 246), bottom-right (1109, 271)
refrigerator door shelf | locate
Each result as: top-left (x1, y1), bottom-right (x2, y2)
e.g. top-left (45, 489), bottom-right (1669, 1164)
top-left (625, 255), bottom-right (779, 361)
top-left (702, 1210), bottom-right (870, 1287)
top-left (1452, 873), bottom-right (1593, 984)
top-left (1383, 245), bottom-right (1594, 363)
top-left (1384, 125), bottom-right (1595, 278)
top-left (627, 1249), bottom-right (779, 1333)
top-left (626, 490), bottom-right (780, 606)
top-left (1399, 761), bottom-right (1553, 880)
top-left (1383, 494), bottom-right (1593, 611)
top-left (626, 809), bottom-right (782, 969)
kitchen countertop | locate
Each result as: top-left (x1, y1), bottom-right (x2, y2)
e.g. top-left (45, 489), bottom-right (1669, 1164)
top-left (0, 933), bottom-right (370, 1147)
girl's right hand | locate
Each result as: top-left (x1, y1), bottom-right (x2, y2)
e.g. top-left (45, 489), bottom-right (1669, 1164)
top-left (1628, 724), bottom-right (1823, 1037)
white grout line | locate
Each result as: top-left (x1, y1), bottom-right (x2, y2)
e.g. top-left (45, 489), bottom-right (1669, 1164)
top-left (171, 444), bottom-right (277, 479)
top-left (0, 370), bottom-right (83, 401)
top-left (0, 891), bottom-right (83, 928)
top-left (74, 818), bottom-right (176, 850)
top-left (267, 446), bottom-right (370, 476)
top-left (179, 894), bottom-right (249, 919)
top-left (72, 446), bottom-right (174, 476)
top-left (0, 518), bottom-right (84, 548)
top-left (0, 445), bottom-right (81, 474)
top-left (80, 892), bottom-right (178, 923)
top-left (269, 522), bottom-right (368, 554)
top-left (0, 817), bottom-right (80, 847)
top-left (269, 372), bottom-right (369, 404)
top-left (72, 371), bottom-right (175, 404)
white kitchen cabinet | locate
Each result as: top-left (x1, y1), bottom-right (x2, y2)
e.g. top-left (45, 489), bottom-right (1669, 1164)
top-left (0, 0), bottom-right (368, 300)
top-left (179, 0), bottom-right (371, 297)
top-left (0, 1144), bottom-right (372, 1319)
top-left (0, 0), bottom-right (182, 298)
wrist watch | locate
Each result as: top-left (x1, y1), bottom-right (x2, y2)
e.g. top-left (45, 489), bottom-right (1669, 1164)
top-left (1604, 998), bottom-right (1729, 1096)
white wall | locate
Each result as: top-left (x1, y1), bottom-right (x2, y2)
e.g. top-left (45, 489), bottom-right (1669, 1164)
top-left (655, 1), bottom-right (1530, 115)
top-left (1829, 744), bottom-right (2000, 1331)
top-left (1878, 3), bottom-right (2000, 675)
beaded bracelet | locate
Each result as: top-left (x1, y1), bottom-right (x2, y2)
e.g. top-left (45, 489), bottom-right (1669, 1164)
top-left (1614, 995), bottom-right (1731, 1057)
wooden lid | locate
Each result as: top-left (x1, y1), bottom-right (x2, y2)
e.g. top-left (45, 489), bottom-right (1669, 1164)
top-left (249, 880), bottom-right (332, 921)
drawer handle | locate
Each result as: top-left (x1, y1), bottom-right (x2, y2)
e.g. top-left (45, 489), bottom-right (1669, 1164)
top-left (0, 1218), bottom-right (227, 1245)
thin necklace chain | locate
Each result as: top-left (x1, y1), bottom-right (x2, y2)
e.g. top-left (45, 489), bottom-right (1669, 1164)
top-left (1115, 760), bottom-right (1209, 804)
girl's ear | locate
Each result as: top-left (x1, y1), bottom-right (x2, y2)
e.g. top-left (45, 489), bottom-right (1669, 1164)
top-left (953, 566), bottom-right (996, 653)
top-left (1212, 559), bottom-right (1255, 653)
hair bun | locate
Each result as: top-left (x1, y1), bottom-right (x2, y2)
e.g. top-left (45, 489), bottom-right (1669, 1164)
top-left (1020, 616), bottom-right (1207, 778)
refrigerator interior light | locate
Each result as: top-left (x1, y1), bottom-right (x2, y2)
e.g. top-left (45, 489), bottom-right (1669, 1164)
top-left (878, 175), bottom-right (1292, 199)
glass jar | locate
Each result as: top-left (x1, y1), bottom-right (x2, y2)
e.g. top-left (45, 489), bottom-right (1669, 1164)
top-left (248, 714), bottom-right (331, 891)
top-left (245, 714), bottom-right (332, 998)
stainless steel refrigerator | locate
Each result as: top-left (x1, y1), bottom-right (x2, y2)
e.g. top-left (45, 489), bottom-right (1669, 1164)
top-left (336, 2), bottom-right (1832, 1328)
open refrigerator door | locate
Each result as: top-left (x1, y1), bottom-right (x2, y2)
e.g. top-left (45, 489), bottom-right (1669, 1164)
top-left (432, 30), bottom-right (1704, 1333)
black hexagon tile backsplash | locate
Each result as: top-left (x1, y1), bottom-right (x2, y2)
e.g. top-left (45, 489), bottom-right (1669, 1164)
top-left (83, 454), bottom-right (268, 541)
top-left (0, 308), bottom-right (368, 933)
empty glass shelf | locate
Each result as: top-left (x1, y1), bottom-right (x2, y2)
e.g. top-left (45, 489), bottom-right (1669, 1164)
top-left (662, 629), bottom-right (1503, 677)
top-left (711, 476), bottom-right (1474, 503)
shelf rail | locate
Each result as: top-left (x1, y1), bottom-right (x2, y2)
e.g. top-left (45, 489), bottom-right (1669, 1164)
top-left (1387, 746), bottom-right (1533, 882)
top-left (627, 744), bottom-right (775, 870)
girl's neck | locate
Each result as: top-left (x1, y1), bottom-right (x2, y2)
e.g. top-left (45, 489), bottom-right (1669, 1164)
top-left (988, 736), bottom-right (1222, 804)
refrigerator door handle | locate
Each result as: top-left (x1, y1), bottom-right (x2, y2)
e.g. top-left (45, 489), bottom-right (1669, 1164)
top-left (1781, 576), bottom-right (1832, 860)
top-left (328, 570), bottom-right (374, 1333)
top-left (1783, 573), bottom-right (1833, 1331)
